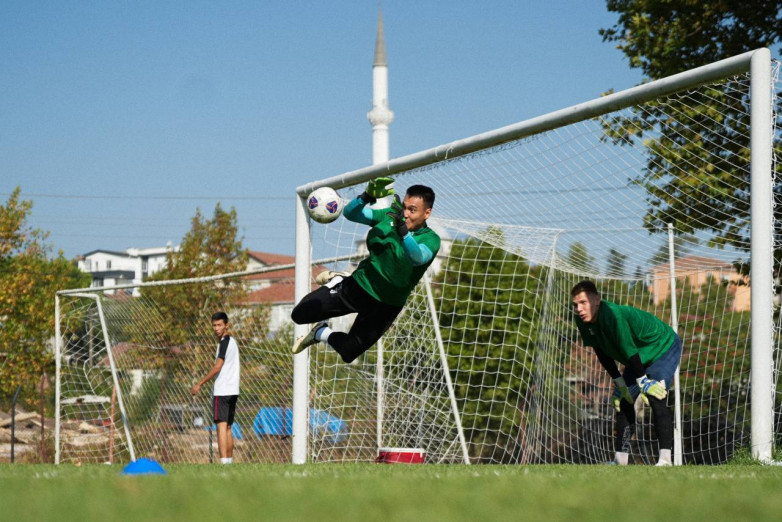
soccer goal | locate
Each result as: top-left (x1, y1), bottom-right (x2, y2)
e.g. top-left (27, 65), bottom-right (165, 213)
top-left (55, 265), bottom-right (305, 464)
top-left (293, 48), bottom-right (781, 465)
top-left (55, 49), bottom-right (779, 466)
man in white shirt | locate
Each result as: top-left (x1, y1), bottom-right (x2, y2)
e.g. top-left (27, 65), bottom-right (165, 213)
top-left (190, 311), bottom-right (240, 464)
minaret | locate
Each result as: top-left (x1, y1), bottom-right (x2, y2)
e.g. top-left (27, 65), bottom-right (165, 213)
top-left (367, 9), bottom-right (394, 165)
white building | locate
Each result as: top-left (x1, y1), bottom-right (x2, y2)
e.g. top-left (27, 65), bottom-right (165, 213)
top-left (77, 244), bottom-right (178, 294)
top-left (244, 251), bottom-right (299, 333)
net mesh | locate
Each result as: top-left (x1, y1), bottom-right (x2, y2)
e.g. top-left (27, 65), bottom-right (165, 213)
top-left (306, 65), bottom-right (781, 464)
top-left (57, 269), bottom-right (297, 464)
top-left (57, 63), bottom-right (781, 465)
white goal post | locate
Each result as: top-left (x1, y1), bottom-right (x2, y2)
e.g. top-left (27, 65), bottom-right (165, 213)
top-left (294, 48), bottom-right (779, 465)
top-left (55, 264), bottom-right (304, 465)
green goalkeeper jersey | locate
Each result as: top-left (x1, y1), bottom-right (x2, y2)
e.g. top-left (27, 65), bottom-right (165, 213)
top-left (575, 300), bottom-right (675, 366)
top-left (351, 207), bottom-right (441, 307)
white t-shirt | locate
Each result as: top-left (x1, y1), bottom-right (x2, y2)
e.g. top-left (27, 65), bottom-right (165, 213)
top-left (213, 335), bottom-right (240, 396)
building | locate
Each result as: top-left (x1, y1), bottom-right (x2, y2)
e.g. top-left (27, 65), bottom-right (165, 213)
top-left (648, 255), bottom-right (750, 312)
top-left (77, 247), bottom-right (324, 332)
top-left (77, 244), bottom-right (178, 294)
top-left (244, 251), bottom-right (301, 333)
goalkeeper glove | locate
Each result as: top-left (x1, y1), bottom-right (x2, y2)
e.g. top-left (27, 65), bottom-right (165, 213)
top-left (386, 195), bottom-right (408, 237)
top-left (611, 376), bottom-right (634, 412)
top-left (637, 375), bottom-right (667, 405)
top-left (360, 176), bottom-right (395, 204)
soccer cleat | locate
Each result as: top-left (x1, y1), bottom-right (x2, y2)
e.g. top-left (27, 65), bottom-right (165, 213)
top-left (315, 270), bottom-right (350, 286)
top-left (292, 321), bottom-right (327, 355)
top-left (655, 460), bottom-right (672, 467)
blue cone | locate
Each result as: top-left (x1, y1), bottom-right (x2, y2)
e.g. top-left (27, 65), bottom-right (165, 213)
top-left (121, 457), bottom-right (167, 475)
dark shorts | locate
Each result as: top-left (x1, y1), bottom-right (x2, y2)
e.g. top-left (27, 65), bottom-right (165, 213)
top-left (622, 334), bottom-right (683, 398)
top-left (213, 395), bottom-right (238, 425)
top-left (290, 276), bottom-right (404, 362)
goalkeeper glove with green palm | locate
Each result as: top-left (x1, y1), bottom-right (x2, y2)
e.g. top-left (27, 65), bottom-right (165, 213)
top-left (360, 176), bottom-right (395, 204)
top-left (637, 375), bottom-right (667, 405)
top-left (611, 376), bottom-right (634, 412)
top-left (386, 195), bottom-right (408, 237)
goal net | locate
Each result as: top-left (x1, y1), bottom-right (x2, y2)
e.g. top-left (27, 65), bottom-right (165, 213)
top-left (55, 266), bottom-right (301, 464)
top-left (295, 50), bottom-right (781, 464)
top-left (56, 51), bottom-right (780, 466)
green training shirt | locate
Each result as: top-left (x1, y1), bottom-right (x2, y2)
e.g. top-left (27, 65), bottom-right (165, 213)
top-left (351, 208), bottom-right (441, 307)
top-left (574, 300), bottom-right (674, 366)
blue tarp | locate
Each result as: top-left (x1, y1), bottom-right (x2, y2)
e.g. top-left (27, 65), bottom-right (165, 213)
top-left (253, 407), bottom-right (346, 443)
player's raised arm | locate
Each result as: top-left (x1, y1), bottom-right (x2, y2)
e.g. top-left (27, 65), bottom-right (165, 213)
top-left (343, 176), bottom-right (396, 225)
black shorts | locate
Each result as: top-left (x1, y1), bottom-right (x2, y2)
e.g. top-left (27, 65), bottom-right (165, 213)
top-left (213, 395), bottom-right (238, 425)
top-left (290, 276), bottom-right (403, 362)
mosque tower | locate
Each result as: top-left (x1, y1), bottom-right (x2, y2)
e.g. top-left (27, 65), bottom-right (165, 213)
top-left (367, 8), bottom-right (394, 165)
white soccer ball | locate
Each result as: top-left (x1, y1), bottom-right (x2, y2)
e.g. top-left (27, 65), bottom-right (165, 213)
top-left (307, 187), bottom-right (343, 224)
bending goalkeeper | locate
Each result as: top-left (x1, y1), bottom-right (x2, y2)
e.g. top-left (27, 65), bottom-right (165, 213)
top-left (571, 280), bottom-right (682, 466)
top-left (291, 178), bottom-right (440, 363)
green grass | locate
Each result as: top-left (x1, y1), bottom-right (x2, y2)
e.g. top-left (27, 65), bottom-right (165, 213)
top-left (2, 462), bottom-right (782, 521)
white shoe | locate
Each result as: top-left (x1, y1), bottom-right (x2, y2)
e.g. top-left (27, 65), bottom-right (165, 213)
top-left (614, 451), bottom-right (629, 466)
top-left (315, 270), bottom-right (350, 286)
top-left (655, 460), bottom-right (672, 467)
top-left (292, 322), bottom-right (327, 355)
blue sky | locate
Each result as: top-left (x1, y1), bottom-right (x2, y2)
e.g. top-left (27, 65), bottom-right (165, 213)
top-left (1, 1), bottom-right (643, 259)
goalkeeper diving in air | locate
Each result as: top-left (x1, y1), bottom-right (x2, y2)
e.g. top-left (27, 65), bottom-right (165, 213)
top-left (570, 280), bottom-right (682, 466)
top-left (291, 177), bottom-right (440, 363)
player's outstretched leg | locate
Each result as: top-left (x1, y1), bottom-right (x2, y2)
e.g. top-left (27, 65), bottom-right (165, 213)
top-left (292, 321), bottom-right (328, 355)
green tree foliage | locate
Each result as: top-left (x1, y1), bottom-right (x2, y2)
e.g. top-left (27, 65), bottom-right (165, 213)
top-left (566, 241), bottom-right (595, 271)
top-left (106, 204), bottom-right (279, 445)
top-left (674, 276), bottom-right (748, 397)
top-left (606, 247), bottom-right (628, 277)
top-left (143, 204), bottom-right (251, 346)
top-left (600, 1), bottom-right (782, 249)
top-left (601, 1), bottom-right (782, 77)
top-left (0, 187), bottom-right (90, 403)
top-left (668, 274), bottom-right (751, 461)
top-left (137, 204), bottom-right (273, 403)
top-left (430, 229), bottom-right (543, 461)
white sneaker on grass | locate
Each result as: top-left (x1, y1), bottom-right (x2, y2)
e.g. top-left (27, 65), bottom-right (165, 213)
top-left (292, 322), bottom-right (327, 355)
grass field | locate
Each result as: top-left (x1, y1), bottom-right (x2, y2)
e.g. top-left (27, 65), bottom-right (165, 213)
top-left (2, 462), bottom-right (782, 521)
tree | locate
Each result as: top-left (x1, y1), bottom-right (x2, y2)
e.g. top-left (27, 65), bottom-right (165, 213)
top-left (601, 1), bottom-right (782, 78)
top-left (133, 204), bottom-right (270, 449)
top-left (143, 203), bottom-right (251, 346)
top-left (565, 241), bottom-right (596, 271)
top-left (666, 275), bottom-right (750, 462)
top-left (0, 187), bottom-right (90, 404)
top-left (424, 228), bottom-right (543, 462)
top-left (606, 247), bottom-right (628, 278)
top-left (600, 1), bottom-right (782, 250)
